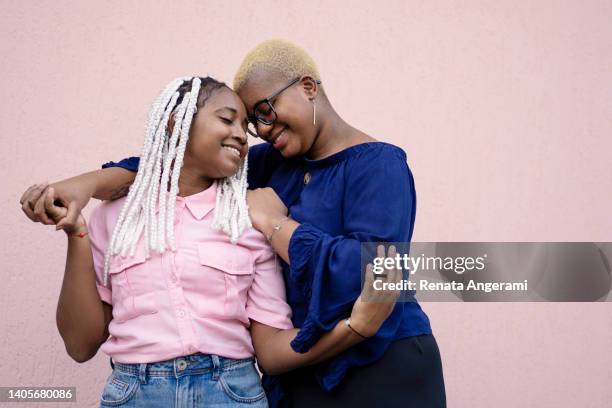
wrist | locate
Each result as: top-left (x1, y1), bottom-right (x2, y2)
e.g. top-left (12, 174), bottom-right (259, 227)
top-left (264, 214), bottom-right (291, 241)
top-left (63, 224), bottom-right (88, 237)
top-left (344, 317), bottom-right (370, 339)
top-left (347, 314), bottom-right (378, 338)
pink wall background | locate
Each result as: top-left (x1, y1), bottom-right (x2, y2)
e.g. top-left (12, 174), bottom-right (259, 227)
top-left (2, 1), bottom-right (611, 406)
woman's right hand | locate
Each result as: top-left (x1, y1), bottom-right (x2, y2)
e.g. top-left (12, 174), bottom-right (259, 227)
top-left (20, 176), bottom-right (93, 231)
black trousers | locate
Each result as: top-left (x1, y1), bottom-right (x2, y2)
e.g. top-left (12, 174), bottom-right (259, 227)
top-left (283, 334), bottom-right (446, 408)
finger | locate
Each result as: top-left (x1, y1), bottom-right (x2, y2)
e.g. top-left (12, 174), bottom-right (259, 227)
top-left (377, 244), bottom-right (385, 260)
top-left (359, 263), bottom-right (379, 303)
top-left (55, 212), bottom-right (69, 231)
top-left (25, 183), bottom-right (49, 211)
top-left (21, 200), bottom-right (37, 221)
top-left (34, 188), bottom-right (55, 225)
top-left (387, 245), bottom-right (403, 300)
top-left (374, 244), bottom-right (387, 283)
top-left (57, 201), bottom-right (80, 231)
top-left (20, 183), bottom-right (40, 204)
top-left (21, 183), bottom-right (49, 221)
top-left (387, 245), bottom-right (399, 281)
top-left (44, 187), bottom-right (56, 215)
top-left (363, 263), bottom-right (374, 293)
top-left (44, 188), bottom-right (64, 220)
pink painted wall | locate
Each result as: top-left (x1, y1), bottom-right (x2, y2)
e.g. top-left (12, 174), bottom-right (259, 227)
top-left (2, 1), bottom-right (611, 406)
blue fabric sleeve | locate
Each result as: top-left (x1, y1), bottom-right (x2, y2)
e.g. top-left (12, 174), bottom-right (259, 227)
top-left (288, 147), bottom-right (417, 353)
top-left (102, 156), bottom-right (140, 172)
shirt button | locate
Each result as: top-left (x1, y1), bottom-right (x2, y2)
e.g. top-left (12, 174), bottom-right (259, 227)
top-left (177, 309), bottom-right (186, 319)
top-left (171, 273), bottom-right (178, 283)
top-left (189, 345), bottom-right (197, 354)
top-left (304, 172), bottom-right (311, 185)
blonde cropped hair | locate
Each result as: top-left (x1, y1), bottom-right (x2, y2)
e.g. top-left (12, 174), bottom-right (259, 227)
top-left (233, 39), bottom-right (321, 92)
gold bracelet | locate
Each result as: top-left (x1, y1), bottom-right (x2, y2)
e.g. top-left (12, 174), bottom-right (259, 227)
top-left (266, 216), bottom-right (291, 242)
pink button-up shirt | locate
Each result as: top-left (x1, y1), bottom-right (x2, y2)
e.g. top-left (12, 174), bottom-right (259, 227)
top-left (88, 183), bottom-right (293, 363)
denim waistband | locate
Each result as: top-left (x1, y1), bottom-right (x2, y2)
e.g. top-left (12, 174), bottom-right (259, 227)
top-left (111, 353), bottom-right (254, 379)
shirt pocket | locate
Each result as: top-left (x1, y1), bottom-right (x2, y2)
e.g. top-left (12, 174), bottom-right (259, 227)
top-left (196, 242), bottom-right (254, 319)
top-left (108, 244), bottom-right (158, 323)
top-left (111, 292), bottom-right (158, 324)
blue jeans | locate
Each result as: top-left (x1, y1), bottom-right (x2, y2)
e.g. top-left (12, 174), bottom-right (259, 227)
top-left (100, 354), bottom-right (268, 407)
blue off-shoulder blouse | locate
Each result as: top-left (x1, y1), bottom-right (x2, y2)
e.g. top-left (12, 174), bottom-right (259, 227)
top-left (102, 141), bottom-right (432, 407)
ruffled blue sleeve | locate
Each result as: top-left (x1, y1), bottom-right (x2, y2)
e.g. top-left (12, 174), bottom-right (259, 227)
top-left (288, 146), bottom-right (417, 353)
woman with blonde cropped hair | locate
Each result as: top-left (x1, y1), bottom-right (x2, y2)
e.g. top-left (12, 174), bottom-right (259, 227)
top-left (22, 40), bottom-right (446, 407)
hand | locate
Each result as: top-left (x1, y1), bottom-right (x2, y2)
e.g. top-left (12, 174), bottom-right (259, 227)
top-left (246, 188), bottom-right (288, 235)
top-left (20, 176), bottom-right (94, 231)
top-left (20, 182), bottom-right (51, 224)
top-left (43, 188), bottom-right (87, 235)
top-left (349, 245), bottom-right (403, 338)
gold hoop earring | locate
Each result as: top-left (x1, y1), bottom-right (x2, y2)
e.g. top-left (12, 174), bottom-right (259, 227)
top-left (312, 100), bottom-right (316, 125)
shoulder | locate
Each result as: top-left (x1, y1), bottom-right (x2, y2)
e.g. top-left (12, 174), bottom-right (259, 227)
top-left (350, 142), bottom-right (407, 163)
top-left (235, 226), bottom-right (275, 263)
top-left (344, 142), bottom-right (411, 177)
top-left (340, 142), bottom-right (416, 200)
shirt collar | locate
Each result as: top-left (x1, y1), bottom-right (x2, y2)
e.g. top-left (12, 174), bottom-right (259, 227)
top-left (174, 182), bottom-right (217, 220)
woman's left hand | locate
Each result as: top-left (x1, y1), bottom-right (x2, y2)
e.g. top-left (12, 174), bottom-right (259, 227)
top-left (349, 244), bottom-right (403, 338)
top-left (247, 188), bottom-right (289, 235)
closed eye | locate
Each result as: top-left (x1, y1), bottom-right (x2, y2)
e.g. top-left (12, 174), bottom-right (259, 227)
top-left (255, 102), bottom-right (273, 116)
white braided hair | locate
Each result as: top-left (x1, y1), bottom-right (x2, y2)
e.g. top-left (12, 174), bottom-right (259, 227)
top-left (103, 76), bottom-right (251, 285)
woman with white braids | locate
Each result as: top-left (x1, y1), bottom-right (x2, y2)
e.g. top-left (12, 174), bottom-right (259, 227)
top-left (25, 75), bottom-right (400, 407)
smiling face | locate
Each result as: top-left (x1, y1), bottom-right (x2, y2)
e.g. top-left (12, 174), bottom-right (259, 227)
top-left (238, 71), bottom-right (319, 158)
top-left (182, 87), bottom-right (249, 179)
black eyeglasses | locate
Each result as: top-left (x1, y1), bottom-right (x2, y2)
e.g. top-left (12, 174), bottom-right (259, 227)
top-left (247, 77), bottom-right (322, 138)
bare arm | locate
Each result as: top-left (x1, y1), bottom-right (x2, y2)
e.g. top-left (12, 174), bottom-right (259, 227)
top-left (40, 188), bottom-right (113, 362)
top-left (21, 167), bottom-right (136, 231)
top-left (246, 188), bottom-right (295, 263)
top-left (257, 216), bottom-right (297, 264)
top-left (57, 229), bottom-right (112, 363)
top-left (92, 167), bottom-right (137, 201)
top-left (55, 167), bottom-right (136, 202)
top-left (250, 247), bottom-right (401, 376)
top-left (250, 318), bottom-right (363, 375)
top-left (246, 189), bottom-right (402, 374)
